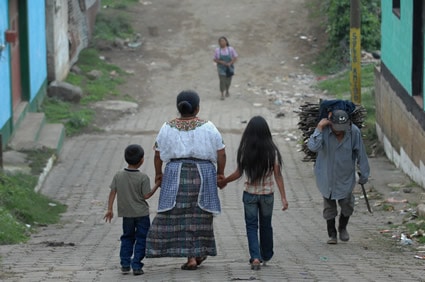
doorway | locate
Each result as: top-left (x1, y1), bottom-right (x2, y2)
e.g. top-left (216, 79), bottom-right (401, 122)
top-left (9, 0), bottom-right (22, 110)
top-left (412, 0), bottom-right (424, 106)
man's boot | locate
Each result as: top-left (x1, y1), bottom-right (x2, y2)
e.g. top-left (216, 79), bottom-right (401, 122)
top-left (326, 219), bottom-right (337, 244)
top-left (338, 215), bottom-right (350, 241)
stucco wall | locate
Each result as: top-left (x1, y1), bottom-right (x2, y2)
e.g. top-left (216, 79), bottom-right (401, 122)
top-left (375, 66), bottom-right (425, 188)
top-left (381, 0), bottom-right (413, 95)
top-left (27, 1), bottom-right (47, 104)
top-left (0, 0), bottom-right (12, 137)
top-left (46, 0), bottom-right (69, 82)
top-left (68, 0), bottom-right (100, 66)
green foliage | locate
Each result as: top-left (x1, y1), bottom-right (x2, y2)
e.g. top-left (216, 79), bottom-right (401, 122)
top-left (325, 0), bottom-right (381, 51)
top-left (313, 0), bottom-right (381, 74)
top-left (0, 173), bottom-right (66, 244)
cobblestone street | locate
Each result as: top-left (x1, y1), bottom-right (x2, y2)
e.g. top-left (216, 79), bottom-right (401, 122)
top-left (1, 0), bottom-right (424, 281)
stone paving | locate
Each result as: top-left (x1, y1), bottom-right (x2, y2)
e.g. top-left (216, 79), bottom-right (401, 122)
top-left (1, 0), bottom-right (425, 280)
top-left (1, 91), bottom-right (424, 281)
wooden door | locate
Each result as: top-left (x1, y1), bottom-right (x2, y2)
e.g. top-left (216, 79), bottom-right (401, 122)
top-left (9, 0), bottom-right (22, 110)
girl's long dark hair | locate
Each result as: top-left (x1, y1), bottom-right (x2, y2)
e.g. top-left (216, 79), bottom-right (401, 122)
top-left (237, 116), bottom-right (282, 183)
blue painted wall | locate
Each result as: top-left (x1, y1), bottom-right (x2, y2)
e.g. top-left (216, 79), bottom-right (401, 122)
top-left (381, 0), bottom-right (414, 95)
top-left (0, 0), bottom-right (12, 131)
top-left (27, 1), bottom-right (47, 103)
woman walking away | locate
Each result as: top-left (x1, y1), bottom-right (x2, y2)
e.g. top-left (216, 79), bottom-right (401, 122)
top-left (146, 90), bottom-right (226, 271)
top-left (213, 36), bottom-right (238, 100)
top-left (218, 116), bottom-right (288, 271)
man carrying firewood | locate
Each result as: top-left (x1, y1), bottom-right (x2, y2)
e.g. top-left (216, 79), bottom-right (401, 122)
top-left (307, 109), bottom-right (370, 244)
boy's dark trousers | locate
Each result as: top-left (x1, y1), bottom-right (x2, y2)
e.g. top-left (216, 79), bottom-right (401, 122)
top-left (120, 216), bottom-right (150, 270)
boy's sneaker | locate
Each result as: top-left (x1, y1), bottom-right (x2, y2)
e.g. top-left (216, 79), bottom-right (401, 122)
top-left (133, 269), bottom-right (144, 276)
top-left (121, 266), bottom-right (131, 274)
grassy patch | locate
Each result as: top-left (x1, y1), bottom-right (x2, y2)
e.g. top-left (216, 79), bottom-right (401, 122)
top-left (43, 49), bottom-right (127, 136)
top-left (69, 48), bottom-right (126, 104)
top-left (316, 64), bottom-right (376, 97)
top-left (94, 0), bottom-right (138, 42)
top-left (42, 98), bottom-right (95, 136)
top-left (0, 172), bottom-right (66, 244)
top-left (101, 0), bottom-right (139, 10)
top-left (22, 148), bottom-right (56, 175)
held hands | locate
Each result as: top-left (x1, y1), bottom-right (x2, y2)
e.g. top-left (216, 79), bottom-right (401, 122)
top-left (217, 174), bottom-right (227, 189)
top-left (155, 173), bottom-right (163, 185)
top-left (103, 210), bottom-right (113, 223)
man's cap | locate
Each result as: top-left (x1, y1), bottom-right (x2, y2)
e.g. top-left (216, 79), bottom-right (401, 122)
top-left (330, 110), bottom-right (350, 131)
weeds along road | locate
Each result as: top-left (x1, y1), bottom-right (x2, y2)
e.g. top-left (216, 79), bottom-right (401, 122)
top-left (1, 1), bottom-right (424, 281)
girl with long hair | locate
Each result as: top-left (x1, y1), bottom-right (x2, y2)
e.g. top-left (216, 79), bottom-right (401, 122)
top-left (219, 116), bottom-right (288, 270)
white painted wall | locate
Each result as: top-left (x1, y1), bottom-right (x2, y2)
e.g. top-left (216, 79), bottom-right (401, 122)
top-left (46, 0), bottom-right (69, 82)
top-left (376, 123), bottom-right (425, 188)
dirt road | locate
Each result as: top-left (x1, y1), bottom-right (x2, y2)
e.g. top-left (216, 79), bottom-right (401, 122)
top-left (100, 0), bottom-right (322, 109)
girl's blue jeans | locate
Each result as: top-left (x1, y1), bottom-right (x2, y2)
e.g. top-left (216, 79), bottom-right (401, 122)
top-left (242, 191), bottom-right (274, 263)
top-left (120, 216), bottom-right (150, 270)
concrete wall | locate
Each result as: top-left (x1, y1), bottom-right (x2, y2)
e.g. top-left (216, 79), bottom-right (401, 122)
top-left (46, 0), bottom-right (69, 82)
top-left (375, 65), bottom-right (425, 188)
top-left (68, 0), bottom-right (100, 66)
top-left (381, 0), bottom-right (414, 95)
top-left (45, 0), bottom-right (100, 79)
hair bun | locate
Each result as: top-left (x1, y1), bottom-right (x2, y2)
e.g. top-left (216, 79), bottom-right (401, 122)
top-left (177, 101), bottom-right (193, 113)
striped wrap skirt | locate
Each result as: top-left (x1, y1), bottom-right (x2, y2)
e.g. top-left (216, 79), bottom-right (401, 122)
top-left (146, 162), bottom-right (217, 258)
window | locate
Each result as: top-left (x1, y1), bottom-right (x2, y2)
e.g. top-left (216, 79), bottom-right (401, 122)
top-left (393, 0), bottom-right (400, 18)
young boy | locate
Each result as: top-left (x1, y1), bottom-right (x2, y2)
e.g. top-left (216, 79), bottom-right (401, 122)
top-left (104, 144), bottom-right (159, 276)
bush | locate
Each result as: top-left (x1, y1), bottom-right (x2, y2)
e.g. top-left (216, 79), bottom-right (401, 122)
top-left (315, 0), bottom-right (381, 73)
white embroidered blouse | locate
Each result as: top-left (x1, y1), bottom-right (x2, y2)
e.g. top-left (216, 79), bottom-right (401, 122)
top-left (155, 118), bottom-right (225, 162)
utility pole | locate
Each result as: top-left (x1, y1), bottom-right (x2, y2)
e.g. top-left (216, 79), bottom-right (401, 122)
top-left (350, 0), bottom-right (361, 104)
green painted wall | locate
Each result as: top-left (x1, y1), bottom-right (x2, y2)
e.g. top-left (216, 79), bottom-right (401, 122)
top-left (381, 0), bottom-right (413, 95)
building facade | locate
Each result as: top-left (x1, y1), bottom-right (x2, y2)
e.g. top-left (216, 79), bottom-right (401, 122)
top-left (0, 0), bottom-right (48, 148)
top-left (375, 0), bottom-right (425, 187)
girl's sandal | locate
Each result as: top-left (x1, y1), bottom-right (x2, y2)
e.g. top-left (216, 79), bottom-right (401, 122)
top-left (250, 259), bottom-right (261, 270)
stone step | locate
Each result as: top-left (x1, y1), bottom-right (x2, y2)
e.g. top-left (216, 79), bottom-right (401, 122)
top-left (38, 123), bottom-right (65, 154)
top-left (9, 112), bottom-right (46, 151)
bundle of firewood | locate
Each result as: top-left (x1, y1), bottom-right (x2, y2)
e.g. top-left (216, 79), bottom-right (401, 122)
top-left (297, 101), bottom-right (367, 162)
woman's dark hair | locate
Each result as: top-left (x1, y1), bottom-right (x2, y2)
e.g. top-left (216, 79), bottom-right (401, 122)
top-left (125, 144), bottom-right (144, 165)
top-left (176, 90), bottom-right (200, 116)
top-left (218, 36), bottom-right (230, 46)
top-left (236, 116), bottom-right (282, 183)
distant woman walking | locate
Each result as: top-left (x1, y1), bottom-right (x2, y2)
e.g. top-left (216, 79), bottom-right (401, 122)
top-left (213, 36), bottom-right (238, 100)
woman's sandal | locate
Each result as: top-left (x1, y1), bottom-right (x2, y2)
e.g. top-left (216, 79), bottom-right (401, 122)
top-left (181, 262), bottom-right (197, 270)
top-left (196, 256), bottom-right (207, 266)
